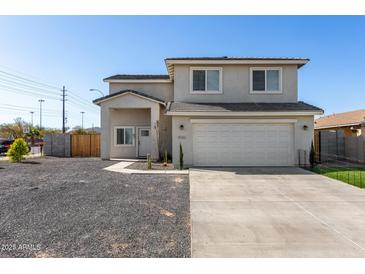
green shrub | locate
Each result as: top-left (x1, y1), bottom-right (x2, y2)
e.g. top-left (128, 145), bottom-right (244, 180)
top-left (179, 143), bottom-right (184, 170)
top-left (6, 138), bottom-right (29, 163)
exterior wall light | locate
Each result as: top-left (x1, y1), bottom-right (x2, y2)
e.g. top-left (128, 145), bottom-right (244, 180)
top-left (179, 124), bottom-right (184, 130)
top-left (303, 125), bottom-right (308, 130)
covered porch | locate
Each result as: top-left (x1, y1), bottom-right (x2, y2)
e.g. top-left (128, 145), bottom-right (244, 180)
top-left (94, 90), bottom-right (165, 160)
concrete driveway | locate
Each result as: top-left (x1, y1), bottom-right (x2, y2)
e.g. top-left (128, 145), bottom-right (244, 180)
top-left (190, 167), bottom-right (365, 257)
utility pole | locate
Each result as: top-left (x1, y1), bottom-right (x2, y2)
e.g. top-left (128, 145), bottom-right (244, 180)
top-left (81, 111), bottom-right (85, 130)
top-left (38, 99), bottom-right (45, 129)
top-left (62, 86), bottom-right (66, 133)
top-left (30, 111), bottom-right (34, 126)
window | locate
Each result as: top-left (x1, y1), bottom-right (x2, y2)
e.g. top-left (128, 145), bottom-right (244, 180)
top-left (190, 67), bottom-right (222, 93)
top-left (140, 129), bottom-right (149, 137)
top-left (115, 127), bottom-right (134, 146)
top-left (251, 68), bottom-right (282, 93)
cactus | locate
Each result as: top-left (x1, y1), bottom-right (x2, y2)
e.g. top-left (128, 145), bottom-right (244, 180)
top-left (147, 154), bottom-right (152, 170)
top-left (163, 148), bottom-right (168, 166)
top-left (179, 143), bottom-right (184, 170)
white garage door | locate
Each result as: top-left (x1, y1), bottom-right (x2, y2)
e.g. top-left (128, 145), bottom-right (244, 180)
top-left (193, 123), bottom-right (294, 166)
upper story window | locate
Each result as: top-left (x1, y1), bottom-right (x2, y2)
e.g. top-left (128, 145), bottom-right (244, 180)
top-left (250, 67), bottom-right (282, 93)
top-left (190, 67), bottom-right (222, 94)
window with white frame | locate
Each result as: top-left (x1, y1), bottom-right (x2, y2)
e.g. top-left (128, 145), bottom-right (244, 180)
top-left (190, 68), bottom-right (222, 93)
top-left (114, 127), bottom-right (134, 146)
top-left (250, 68), bottom-right (282, 93)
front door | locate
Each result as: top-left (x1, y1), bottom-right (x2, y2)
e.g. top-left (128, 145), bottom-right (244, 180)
top-left (138, 128), bottom-right (151, 158)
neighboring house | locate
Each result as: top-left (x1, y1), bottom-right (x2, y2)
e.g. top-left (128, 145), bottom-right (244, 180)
top-left (315, 109), bottom-right (365, 137)
top-left (93, 57), bottom-right (323, 166)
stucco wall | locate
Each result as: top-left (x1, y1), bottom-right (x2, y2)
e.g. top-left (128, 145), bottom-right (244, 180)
top-left (171, 115), bottom-right (314, 166)
top-left (99, 93), bottom-right (162, 159)
top-left (158, 108), bottom-right (172, 158)
top-left (109, 108), bottom-right (150, 158)
top-left (109, 82), bottom-right (173, 101)
top-left (173, 64), bottom-right (298, 103)
top-left (96, 94), bottom-right (172, 159)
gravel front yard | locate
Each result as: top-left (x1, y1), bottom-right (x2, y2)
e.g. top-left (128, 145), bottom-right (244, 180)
top-left (0, 157), bottom-right (190, 257)
top-left (127, 162), bottom-right (177, 170)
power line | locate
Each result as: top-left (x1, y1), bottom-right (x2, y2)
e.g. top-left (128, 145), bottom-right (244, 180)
top-left (67, 95), bottom-right (98, 112)
top-left (0, 107), bottom-right (59, 117)
top-left (0, 84), bottom-right (60, 100)
top-left (0, 65), bottom-right (100, 127)
top-left (0, 69), bottom-right (61, 91)
top-left (67, 89), bottom-right (99, 109)
top-left (62, 86), bottom-right (66, 133)
top-left (0, 85), bottom-right (98, 114)
top-left (0, 67), bottom-right (98, 112)
top-left (0, 76), bottom-right (60, 95)
top-left (0, 104), bottom-right (60, 114)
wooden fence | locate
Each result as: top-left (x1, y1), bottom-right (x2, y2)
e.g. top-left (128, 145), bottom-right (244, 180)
top-left (71, 134), bottom-right (100, 157)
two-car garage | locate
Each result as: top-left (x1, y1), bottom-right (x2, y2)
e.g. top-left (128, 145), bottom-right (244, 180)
top-left (169, 100), bottom-right (322, 167)
top-left (192, 121), bottom-right (295, 166)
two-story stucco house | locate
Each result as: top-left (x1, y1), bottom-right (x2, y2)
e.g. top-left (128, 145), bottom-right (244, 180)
top-left (94, 57), bottom-right (323, 166)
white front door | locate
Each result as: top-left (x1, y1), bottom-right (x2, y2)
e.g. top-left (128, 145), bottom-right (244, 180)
top-left (138, 128), bottom-right (151, 158)
top-left (193, 123), bottom-right (294, 166)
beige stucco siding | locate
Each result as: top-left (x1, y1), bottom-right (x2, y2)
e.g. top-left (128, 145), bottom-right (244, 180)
top-left (173, 64), bottom-right (298, 103)
top-left (109, 82), bottom-right (173, 101)
top-left (109, 108), bottom-right (150, 158)
top-left (171, 115), bottom-right (314, 166)
top-left (158, 108), bottom-right (172, 157)
top-left (99, 93), bottom-right (163, 159)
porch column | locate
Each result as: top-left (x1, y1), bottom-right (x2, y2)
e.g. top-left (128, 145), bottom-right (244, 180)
top-left (150, 104), bottom-right (160, 160)
top-left (100, 105), bottom-right (110, 159)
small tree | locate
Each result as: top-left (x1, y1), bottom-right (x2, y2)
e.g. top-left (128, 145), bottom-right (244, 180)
top-left (0, 117), bottom-right (30, 139)
top-left (309, 141), bottom-right (315, 168)
top-left (179, 143), bottom-right (184, 170)
top-left (6, 138), bottom-right (29, 163)
top-left (26, 126), bottom-right (43, 145)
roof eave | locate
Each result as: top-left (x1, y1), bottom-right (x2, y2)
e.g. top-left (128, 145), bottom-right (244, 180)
top-left (315, 122), bottom-right (363, 130)
top-left (165, 110), bottom-right (323, 116)
top-left (164, 58), bottom-right (309, 79)
top-left (103, 79), bottom-right (172, 83)
top-left (93, 90), bottom-right (166, 106)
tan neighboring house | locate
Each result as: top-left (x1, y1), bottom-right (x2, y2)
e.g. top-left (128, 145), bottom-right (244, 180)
top-left (93, 57), bottom-right (323, 166)
top-left (315, 109), bottom-right (365, 137)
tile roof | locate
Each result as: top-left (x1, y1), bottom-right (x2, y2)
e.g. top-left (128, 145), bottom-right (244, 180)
top-left (103, 74), bottom-right (170, 81)
top-left (93, 89), bottom-right (165, 105)
top-left (168, 101), bottom-right (323, 113)
top-left (315, 109), bottom-right (365, 129)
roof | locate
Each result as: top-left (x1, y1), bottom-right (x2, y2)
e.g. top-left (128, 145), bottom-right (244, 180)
top-left (103, 74), bottom-right (170, 81)
top-left (315, 109), bottom-right (365, 129)
top-left (165, 56), bottom-right (309, 79)
top-left (93, 89), bottom-right (165, 105)
top-left (167, 101), bottom-right (323, 113)
top-left (165, 56), bottom-right (309, 61)
top-left (103, 57), bottom-right (309, 81)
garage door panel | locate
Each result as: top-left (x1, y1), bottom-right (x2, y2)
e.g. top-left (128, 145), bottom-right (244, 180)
top-left (193, 123), bottom-right (294, 166)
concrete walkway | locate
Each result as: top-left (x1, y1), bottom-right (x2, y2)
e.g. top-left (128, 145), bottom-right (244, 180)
top-left (190, 167), bottom-right (365, 257)
top-left (103, 161), bottom-right (189, 174)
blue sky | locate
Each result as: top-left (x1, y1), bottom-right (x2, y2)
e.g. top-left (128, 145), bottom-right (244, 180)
top-left (0, 16), bottom-right (364, 129)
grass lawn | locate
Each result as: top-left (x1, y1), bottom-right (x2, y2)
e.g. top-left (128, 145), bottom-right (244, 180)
top-left (309, 166), bottom-right (365, 188)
